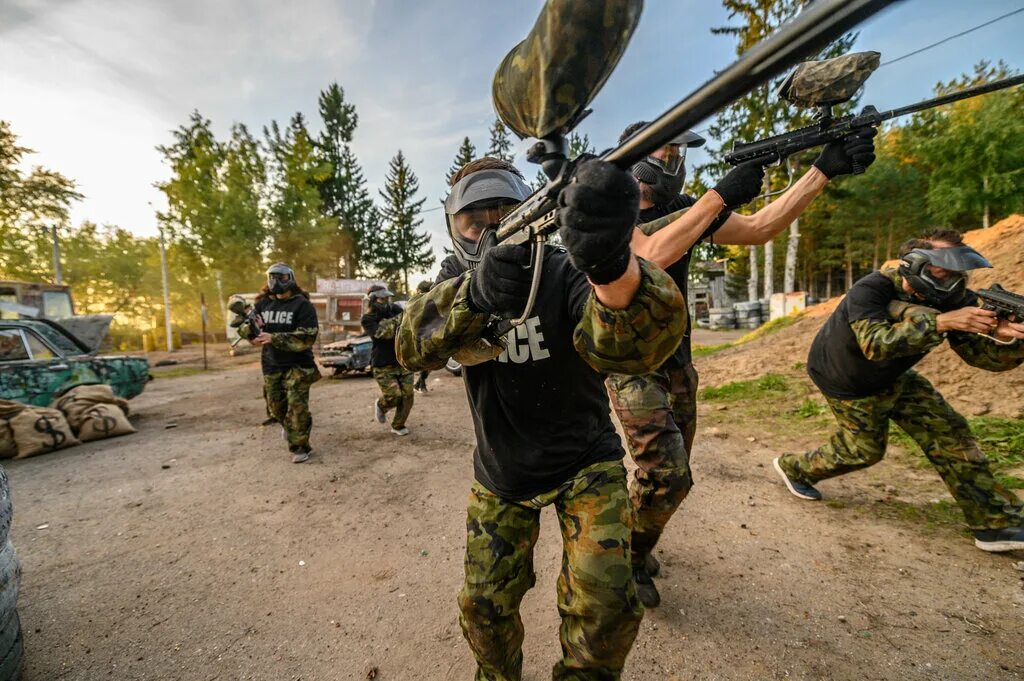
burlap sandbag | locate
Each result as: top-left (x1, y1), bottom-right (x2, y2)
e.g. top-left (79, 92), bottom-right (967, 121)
top-left (52, 384), bottom-right (129, 433)
top-left (0, 401), bottom-right (25, 460)
top-left (9, 407), bottom-right (79, 459)
top-left (77, 403), bottom-right (135, 442)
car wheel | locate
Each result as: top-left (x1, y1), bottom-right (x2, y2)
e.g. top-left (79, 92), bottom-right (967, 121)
top-left (0, 469), bottom-right (11, 548)
top-left (0, 610), bottom-right (22, 681)
top-left (0, 542), bottom-right (20, 633)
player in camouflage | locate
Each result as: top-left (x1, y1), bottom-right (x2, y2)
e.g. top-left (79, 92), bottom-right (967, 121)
top-left (609, 120), bottom-right (878, 607)
top-left (237, 264), bottom-right (321, 463)
top-left (362, 285), bottom-right (414, 436)
top-left (774, 230), bottom-right (1024, 552)
top-left (411, 280), bottom-right (433, 393)
top-left (398, 156), bottom-right (686, 681)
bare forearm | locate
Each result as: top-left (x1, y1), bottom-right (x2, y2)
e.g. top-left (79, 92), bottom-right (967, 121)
top-left (717, 167), bottom-right (828, 245)
top-left (591, 255), bottom-right (641, 310)
top-left (631, 192), bottom-right (724, 268)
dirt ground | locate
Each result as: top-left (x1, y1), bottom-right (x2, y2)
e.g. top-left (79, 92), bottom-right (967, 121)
top-left (6, 351), bottom-right (1024, 681)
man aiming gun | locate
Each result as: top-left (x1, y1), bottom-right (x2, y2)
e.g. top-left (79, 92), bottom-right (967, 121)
top-left (609, 120), bottom-right (877, 607)
top-left (773, 230), bottom-right (1024, 552)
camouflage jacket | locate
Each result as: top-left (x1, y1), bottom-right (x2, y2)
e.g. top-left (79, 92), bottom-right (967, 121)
top-left (874, 269), bottom-right (1023, 372)
top-left (396, 254), bottom-right (686, 374)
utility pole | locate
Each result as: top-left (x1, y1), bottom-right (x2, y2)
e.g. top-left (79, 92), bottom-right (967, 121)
top-left (51, 225), bottom-right (63, 285)
top-left (159, 228), bottom-right (173, 352)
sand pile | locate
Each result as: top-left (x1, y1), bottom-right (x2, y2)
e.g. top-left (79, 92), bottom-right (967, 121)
top-left (697, 215), bottom-right (1024, 418)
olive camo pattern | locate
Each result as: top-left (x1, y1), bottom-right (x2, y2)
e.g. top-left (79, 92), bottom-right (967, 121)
top-left (778, 51), bottom-right (881, 107)
top-left (777, 370), bottom-right (1024, 530)
top-left (372, 365), bottom-right (414, 429)
top-left (606, 363), bottom-right (699, 564)
top-left (459, 461), bottom-right (642, 681)
top-left (396, 257), bottom-right (686, 376)
top-left (492, 0), bottom-right (643, 140)
top-left (263, 366), bottom-right (320, 453)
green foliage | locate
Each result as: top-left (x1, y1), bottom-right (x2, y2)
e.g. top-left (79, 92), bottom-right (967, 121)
top-left (691, 342), bottom-right (733, 358)
top-left (892, 416), bottom-right (1024, 489)
top-left (372, 151), bottom-right (434, 293)
top-left (792, 398), bottom-right (827, 418)
top-left (487, 119), bottom-right (515, 163)
top-left (567, 132), bottom-right (595, 159)
top-left (447, 137), bottom-right (477, 184)
top-left (699, 373), bottom-right (788, 401)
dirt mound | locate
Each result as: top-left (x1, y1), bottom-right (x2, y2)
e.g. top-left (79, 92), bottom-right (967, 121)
top-left (698, 215), bottom-right (1024, 418)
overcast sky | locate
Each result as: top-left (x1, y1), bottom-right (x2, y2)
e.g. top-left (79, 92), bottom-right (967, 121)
top-left (3, 0), bottom-right (1023, 275)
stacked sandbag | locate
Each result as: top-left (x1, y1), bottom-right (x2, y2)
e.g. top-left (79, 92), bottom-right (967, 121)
top-left (0, 466), bottom-right (23, 679)
top-left (0, 403), bottom-right (24, 460)
top-left (8, 408), bottom-right (79, 459)
top-left (52, 384), bottom-right (135, 442)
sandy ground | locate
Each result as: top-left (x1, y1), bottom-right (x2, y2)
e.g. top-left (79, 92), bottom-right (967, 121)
top-left (6, 355), bottom-right (1024, 681)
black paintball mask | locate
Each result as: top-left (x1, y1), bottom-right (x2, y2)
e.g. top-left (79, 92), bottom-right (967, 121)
top-left (444, 169), bottom-right (532, 269)
top-left (898, 245), bottom-right (991, 309)
top-left (367, 285), bottom-right (394, 309)
top-left (266, 263), bottom-right (297, 295)
top-left (630, 129), bottom-right (705, 206)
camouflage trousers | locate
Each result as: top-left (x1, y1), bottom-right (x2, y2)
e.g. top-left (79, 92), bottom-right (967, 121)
top-left (459, 460), bottom-right (643, 681)
top-left (264, 366), bottom-right (320, 452)
top-left (373, 365), bottom-right (414, 429)
top-left (778, 370), bottom-right (1024, 530)
top-left (606, 362), bottom-right (699, 565)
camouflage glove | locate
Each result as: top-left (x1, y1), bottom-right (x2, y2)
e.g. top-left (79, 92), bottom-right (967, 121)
top-left (888, 300), bottom-right (939, 322)
top-left (712, 161), bottom-right (766, 209)
top-left (557, 158), bottom-right (639, 285)
top-left (467, 243), bottom-right (532, 317)
top-left (813, 127), bottom-right (877, 179)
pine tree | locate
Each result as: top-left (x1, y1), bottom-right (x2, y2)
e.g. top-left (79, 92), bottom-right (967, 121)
top-left (568, 132), bottom-right (595, 159)
top-left (315, 83), bottom-right (378, 277)
top-left (446, 137), bottom-right (477, 183)
top-left (373, 150), bottom-right (434, 293)
top-left (487, 119), bottom-right (515, 162)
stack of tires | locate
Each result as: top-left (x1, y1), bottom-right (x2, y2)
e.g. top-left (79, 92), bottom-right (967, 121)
top-left (733, 301), bottom-right (763, 330)
top-left (708, 307), bottom-right (736, 330)
top-left (0, 467), bottom-right (21, 680)
top-left (759, 299), bottom-right (771, 323)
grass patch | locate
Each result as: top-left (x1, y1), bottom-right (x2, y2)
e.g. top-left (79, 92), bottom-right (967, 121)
top-left (891, 416), bottom-right (1024, 487)
top-left (151, 366), bottom-right (215, 379)
top-left (692, 342), bottom-right (733, 358)
top-left (736, 314), bottom-right (799, 343)
top-left (791, 398), bottom-right (827, 419)
top-left (869, 498), bottom-right (966, 532)
top-left (699, 373), bottom-right (788, 401)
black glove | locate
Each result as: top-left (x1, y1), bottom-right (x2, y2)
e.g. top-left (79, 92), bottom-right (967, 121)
top-left (557, 158), bottom-right (639, 285)
top-left (712, 161), bottom-right (766, 209)
top-left (466, 243), bottom-right (533, 317)
top-left (813, 127), bottom-right (877, 179)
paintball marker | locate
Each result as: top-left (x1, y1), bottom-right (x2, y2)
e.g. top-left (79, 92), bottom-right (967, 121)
top-left (487, 0), bottom-right (897, 333)
top-left (978, 284), bottom-right (1024, 324)
top-left (725, 55), bottom-right (1024, 170)
top-left (228, 298), bottom-right (260, 348)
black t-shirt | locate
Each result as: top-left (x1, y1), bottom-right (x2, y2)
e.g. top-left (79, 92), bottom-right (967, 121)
top-left (254, 294), bottom-right (318, 374)
top-left (807, 271), bottom-right (974, 399)
top-left (436, 250), bottom-right (625, 501)
top-left (361, 303), bottom-right (403, 368)
top-left (639, 194), bottom-right (731, 367)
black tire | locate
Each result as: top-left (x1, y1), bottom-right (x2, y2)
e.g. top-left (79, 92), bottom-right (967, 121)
top-left (0, 543), bottom-right (20, 634)
top-left (0, 468), bottom-right (10, 548)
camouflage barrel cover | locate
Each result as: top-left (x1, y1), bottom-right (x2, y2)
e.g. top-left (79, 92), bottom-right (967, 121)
top-left (492, 0), bottom-right (643, 140)
top-left (777, 51), bottom-right (880, 107)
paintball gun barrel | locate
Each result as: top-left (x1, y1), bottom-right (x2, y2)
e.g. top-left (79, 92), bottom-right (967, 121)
top-left (228, 298), bottom-right (259, 348)
top-left (725, 73), bottom-right (1024, 168)
top-left (978, 284), bottom-right (1024, 324)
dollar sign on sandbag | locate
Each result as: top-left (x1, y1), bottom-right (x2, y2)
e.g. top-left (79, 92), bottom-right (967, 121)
top-left (86, 407), bottom-right (117, 437)
top-left (34, 414), bottom-right (66, 449)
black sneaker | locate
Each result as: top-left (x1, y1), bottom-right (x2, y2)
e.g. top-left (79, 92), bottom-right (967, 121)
top-left (773, 457), bottom-right (822, 501)
top-left (643, 552), bottom-right (660, 577)
top-left (633, 566), bottom-right (660, 608)
top-left (974, 527), bottom-right (1024, 552)
top-left (261, 417), bottom-right (277, 426)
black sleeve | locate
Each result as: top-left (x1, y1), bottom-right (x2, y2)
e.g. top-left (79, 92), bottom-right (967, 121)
top-left (846, 275), bottom-right (896, 323)
top-left (435, 255), bottom-right (466, 285)
top-left (361, 311), bottom-right (380, 337)
top-left (565, 259), bottom-right (593, 323)
top-left (295, 298), bottom-right (318, 328)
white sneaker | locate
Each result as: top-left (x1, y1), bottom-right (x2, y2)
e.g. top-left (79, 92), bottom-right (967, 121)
top-left (374, 399), bottom-right (386, 423)
top-left (391, 426), bottom-right (409, 436)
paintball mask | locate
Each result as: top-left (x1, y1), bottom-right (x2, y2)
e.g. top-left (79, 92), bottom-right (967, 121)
top-left (266, 263), bottom-right (297, 295)
top-left (898, 245), bottom-right (991, 309)
top-left (630, 129), bottom-right (706, 206)
top-left (366, 285), bottom-right (394, 308)
top-left (444, 169), bottom-right (532, 269)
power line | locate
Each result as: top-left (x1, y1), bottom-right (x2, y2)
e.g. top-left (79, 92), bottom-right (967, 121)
top-left (880, 7), bottom-right (1024, 67)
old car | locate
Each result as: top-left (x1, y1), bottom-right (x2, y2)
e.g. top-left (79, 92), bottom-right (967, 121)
top-left (319, 336), bottom-right (373, 376)
top-left (0, 319), bottom-right (149, 406)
